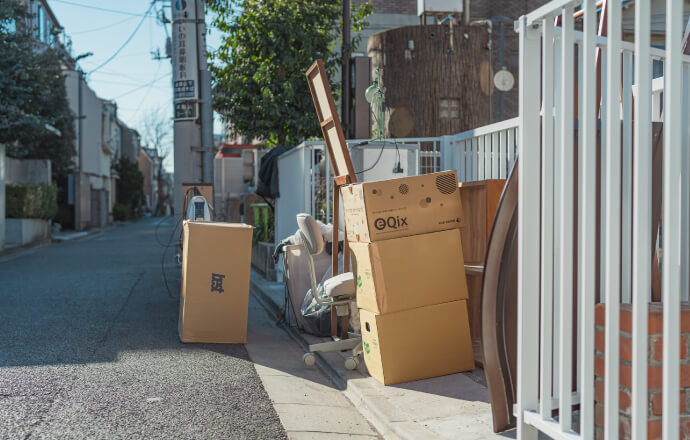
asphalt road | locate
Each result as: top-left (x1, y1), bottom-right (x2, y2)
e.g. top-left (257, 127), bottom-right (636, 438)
top-left (0, 218), bottom-right (287, 439)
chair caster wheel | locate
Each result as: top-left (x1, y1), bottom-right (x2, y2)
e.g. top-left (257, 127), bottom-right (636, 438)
top-left (344, 356), bottom-right (359, 370)
top-left (303, 352), bottom-right (316, 367)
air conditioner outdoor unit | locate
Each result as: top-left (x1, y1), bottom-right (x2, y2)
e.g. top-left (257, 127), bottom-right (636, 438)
top-left (417, 0), bottom-right (463, 17)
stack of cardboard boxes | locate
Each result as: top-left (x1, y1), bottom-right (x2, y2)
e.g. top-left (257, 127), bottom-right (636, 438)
top-left (341, 170), bottom-right (475, 385)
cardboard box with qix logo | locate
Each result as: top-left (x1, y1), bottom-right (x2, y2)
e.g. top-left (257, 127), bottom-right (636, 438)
top-left (349, 228), bottom-right (469, 314)
top-left (179, 221), bottom-right (253, 343)
top-left (340, 171), bottom-right (464, 243)
top-left (359, 300), bottom-right (475, 385)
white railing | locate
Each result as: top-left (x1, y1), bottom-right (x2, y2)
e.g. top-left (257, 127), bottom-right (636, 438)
top-left (517, 1), bottom-right (690, 439)
top-left (275, 124), bottom-right (520, 249)
top-left (441, 117), bottom-right (519, 181)
top-left (275, 137), bottom-right (443, 248)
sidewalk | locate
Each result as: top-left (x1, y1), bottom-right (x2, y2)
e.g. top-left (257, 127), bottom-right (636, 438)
top-left (250, 270), bottom-right (517, 440)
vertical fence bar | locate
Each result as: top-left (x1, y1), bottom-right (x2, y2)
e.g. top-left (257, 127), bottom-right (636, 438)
top-left (458, 140), bottom-right (465, 181)
top-left (579, 0), bottom-right (597, 437)
top-left (553, 32), bottom-right (563, 398)
top-left (517, 16), bottom-right (541, 440)
top-left (491, 132), bottom-right (494, 179)
top-left (631, 1), bottom-right (651, 438)
top-left (486, 135), bottom-right (493, 178)
top-left (662, 0), bottom-right (683, 437)
top-left (508, 128), bottom-right (510, 173)
top-left (600, 46), bottom-right (608, 297)
top-left (558, 6), bottom-right (575, 432)
top-left (471, 137), bottom-right (478, 180)
top-left (499, 130), bottom-right (507, 178)
top-left (540, 16), bottom-right (555, 421)
top-left (478, 136), bottom-right (485, 180)
top-left (604, 1), bottom-right (622, 438)
top-left (683, 64), bottom-right (690, 303)
top-left (621, 51), bottom-right (633, 304)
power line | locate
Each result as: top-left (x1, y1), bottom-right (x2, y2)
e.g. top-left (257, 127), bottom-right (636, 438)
top-left (49, 0), bottom-right (152, 17)
top-left (71, 15), bottom-right (138, 35)
top-left (87, 2), bottom-right (156, 76)
top-left (109, 72), bottom-right (171, 100)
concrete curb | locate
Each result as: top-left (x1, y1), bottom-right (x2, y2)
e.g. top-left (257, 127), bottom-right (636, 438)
top-left (250, 276), bottom-right (444, 440)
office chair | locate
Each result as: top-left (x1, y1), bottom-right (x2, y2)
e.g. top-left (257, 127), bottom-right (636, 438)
top-left (296, 213), bottom-right (362, 370)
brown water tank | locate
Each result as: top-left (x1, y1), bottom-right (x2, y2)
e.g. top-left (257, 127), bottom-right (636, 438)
top-left (367, 24), bottom-right (492, 138)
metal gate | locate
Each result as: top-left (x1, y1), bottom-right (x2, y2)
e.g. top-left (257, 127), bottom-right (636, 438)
top-left (516, 0), bottom-right (689, 438)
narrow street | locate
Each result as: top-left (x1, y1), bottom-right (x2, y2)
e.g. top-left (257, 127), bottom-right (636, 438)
top-left (0, 218), bottom-right (376, 439)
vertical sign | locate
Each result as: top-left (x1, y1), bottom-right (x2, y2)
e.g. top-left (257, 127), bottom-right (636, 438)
top-left (172, 0), bottom-right (199, 120)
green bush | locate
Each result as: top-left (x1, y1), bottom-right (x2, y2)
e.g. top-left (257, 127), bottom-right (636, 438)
top-left (6, 183), bottom-right (58, 219)
top-left (112, 203), bottom-right (130, 221)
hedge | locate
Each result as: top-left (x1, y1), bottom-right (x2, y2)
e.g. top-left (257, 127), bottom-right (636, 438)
top-left (6, 183), bottom-right (59, 219)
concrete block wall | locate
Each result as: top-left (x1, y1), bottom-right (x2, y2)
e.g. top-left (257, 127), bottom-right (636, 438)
top-left (594, 303), bottom-right (690, 439)
top-left (5, 157), bottom-right (51, 184)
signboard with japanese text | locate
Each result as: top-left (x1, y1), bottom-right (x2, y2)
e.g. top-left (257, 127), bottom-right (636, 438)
top-left (175, 101), bottom-right (197, 120)
top-left (172, 20), bottom-right (199, 102)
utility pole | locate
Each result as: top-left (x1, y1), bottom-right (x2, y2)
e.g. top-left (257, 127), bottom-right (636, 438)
top-left (171, 0), bottom-right (213, 218)
top-left (342, 0), bottom-right (351, 137)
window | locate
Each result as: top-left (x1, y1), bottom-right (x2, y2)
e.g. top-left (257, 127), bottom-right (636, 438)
top-left (439, 98), bottom-right (460, 119)
top-left (37, 5), bottom-right (45, 41)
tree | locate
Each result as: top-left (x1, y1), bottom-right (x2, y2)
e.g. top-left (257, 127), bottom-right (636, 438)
top-left (138, 106), bottom-right (172, 160)
top-left (114, 157), bottom-right (144, 212)
top-left (0, 0), bottom-right (76, 179)
top-left (207, 0), bottom-right (372, 147)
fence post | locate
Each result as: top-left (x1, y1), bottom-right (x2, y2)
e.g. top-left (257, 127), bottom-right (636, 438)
top-left (517, 15), bottom-right (541, 440)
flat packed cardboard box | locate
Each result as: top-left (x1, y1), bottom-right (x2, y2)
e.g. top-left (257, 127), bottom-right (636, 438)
top-left (340, 171), bottom-right (463, 243)
top-left (360, 300), bottom-right (475, 385)
top-left (349, 229), bottom-right (469, 314)
top-left (179, 221), bottom-right (253, 343)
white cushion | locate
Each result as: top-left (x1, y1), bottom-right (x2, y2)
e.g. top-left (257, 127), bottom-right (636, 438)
top-left (323, 272), bottom-right (355, 299)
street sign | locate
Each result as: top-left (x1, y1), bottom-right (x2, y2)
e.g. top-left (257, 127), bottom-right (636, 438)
top-left (171, 0), bottom-right (192, 21)
top-left (174, 101), bottom-right (197, 120)
top-left (174, 80), bottom-right (195, 100)
top-left (172, 1), bottom-right (199, 101)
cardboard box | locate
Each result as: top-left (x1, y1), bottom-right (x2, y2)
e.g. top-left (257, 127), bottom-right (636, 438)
top-left (179, 221), bottom-right (253, 343)
top-left (341, 170), bottom-right (463, 243)
top-left (359, 300), bottom-right (475, 385)
top-left (349, 229), bottom-right (469, 314)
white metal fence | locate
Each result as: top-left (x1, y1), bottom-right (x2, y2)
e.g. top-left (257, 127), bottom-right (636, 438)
top-left (275, 126), bottom-right (520, 249)
top-left (517, 1), bottom-right (689, 439)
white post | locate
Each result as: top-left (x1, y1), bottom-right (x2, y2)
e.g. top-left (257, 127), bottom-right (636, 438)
top-left (579, 1), bottom-right (597, 437)
top-left (540, 16), bottom-right (555, 421)
top-left (662, 0), bottom-right (683, 437)
top-left (604, 2), bottom-right (622, 438)
top-left (631, 1), bottom-right (651, 437)
top-left (517, 16), bottom-right (541, 440)
top-left (558, 6), bottom-right (575, 431)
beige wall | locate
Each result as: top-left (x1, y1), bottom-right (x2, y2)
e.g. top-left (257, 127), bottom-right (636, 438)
top-left (138, 153), bottom-right (153, 209)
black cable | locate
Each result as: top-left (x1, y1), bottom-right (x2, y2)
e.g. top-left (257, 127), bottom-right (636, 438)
top-left (160, 216), bottom-right (183, 299)
top-left (51, 0), bottom-right (151, 16)
top-left (353, 138), bottom-right (402, 175)
top-left (88, 2), bottom-right (155, 75)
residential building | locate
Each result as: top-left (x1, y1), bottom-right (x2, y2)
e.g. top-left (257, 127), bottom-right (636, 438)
top-left (18, 0), bottom-right (143, 230)
top-left (119, 122), bottom-right (142, 162)
top-left (138, 148), bottom-right (161, 213)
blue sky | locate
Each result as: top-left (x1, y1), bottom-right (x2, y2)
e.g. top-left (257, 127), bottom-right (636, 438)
top-left (46, 0), bottom-right (224, 171)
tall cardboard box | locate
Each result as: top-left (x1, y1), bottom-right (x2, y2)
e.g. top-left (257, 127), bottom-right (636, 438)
top-left (349, 229), bottom-right (469, 314)
top-left (359, 300), bottom-right (475, 385)
top-left (341, 171), bottom-right (464, 243)
top-left (179, 221), bottom-right (253, 343)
